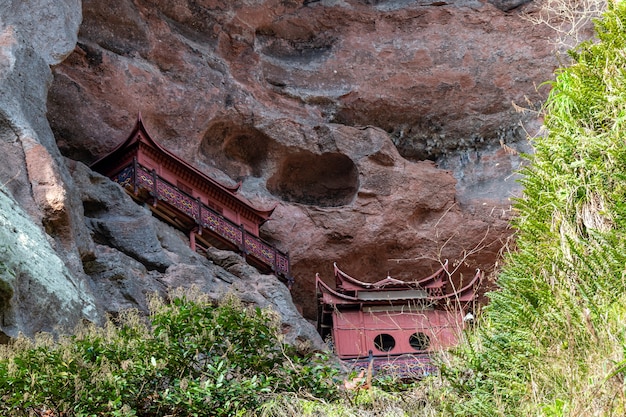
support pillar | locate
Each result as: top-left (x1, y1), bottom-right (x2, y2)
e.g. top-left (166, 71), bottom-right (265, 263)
top-left (189, 228), bottom-right (197, 252)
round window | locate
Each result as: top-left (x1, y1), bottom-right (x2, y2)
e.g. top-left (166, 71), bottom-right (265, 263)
top-left (409, 332), bottom-right (430, 351)
top-left (374, 333), bottom-right (396, 352)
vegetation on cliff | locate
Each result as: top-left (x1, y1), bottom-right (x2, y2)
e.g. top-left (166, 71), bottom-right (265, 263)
top-left (441, 2), bottom-right (626, 415)
top-left (4, 2), bottom-right (626, 416)
top-left (0, 291), bottom-right (340, 416)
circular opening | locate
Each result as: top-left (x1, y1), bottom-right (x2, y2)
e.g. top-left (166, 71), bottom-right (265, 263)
top-left (374, 333), bottom-right (396, 352)
top-left (409, 332), bottom-right (430, 351)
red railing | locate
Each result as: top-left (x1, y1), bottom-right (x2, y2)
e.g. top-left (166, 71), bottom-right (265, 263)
top-left (111, 162), bottom-right (292, 285)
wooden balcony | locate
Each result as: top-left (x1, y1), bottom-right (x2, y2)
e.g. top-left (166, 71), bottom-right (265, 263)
top-left (111, 160), bottom-right (292, 286)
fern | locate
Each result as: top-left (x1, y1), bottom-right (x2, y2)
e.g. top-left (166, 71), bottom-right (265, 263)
top-left (441, 2), bottom-right (626, 415)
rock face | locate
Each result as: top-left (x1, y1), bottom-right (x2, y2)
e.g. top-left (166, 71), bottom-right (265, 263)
top-left (46, 0), bottom-right (556, 317)
top-left (1, 0), bottom-right (568, 338)
top-left (0, 188), bottom-right (98, 342)
top-left (0, 0), bottom-right (323, 345)
top-left (71, 161), bottom-right (323, 347)
top-left (0, 0), bottom-right (101, 340)
top-left (48, 0), bottom-right (555, 162)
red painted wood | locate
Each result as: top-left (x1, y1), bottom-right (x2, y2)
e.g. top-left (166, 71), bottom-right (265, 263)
top-left (332, 309), bottom-right (462, 359)
top-left (91, 116), bottom-right (292, 284)
top-left (91, 116), bottom-right (274, 235)
top-left (316, 266), bottom-right (481, 362)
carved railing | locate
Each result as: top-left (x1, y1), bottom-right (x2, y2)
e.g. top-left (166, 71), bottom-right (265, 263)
top-left (111, 162), bottom-right (292, 283)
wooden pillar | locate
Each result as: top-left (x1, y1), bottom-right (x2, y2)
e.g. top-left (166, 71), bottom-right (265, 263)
top-left (189, 229), bottom-right (197, 252)
top-left (151, 169), bottom-right (158, 207)
top-left (196, 197), bottom-right (203, 232)
top-left (240, 224), bottom-right (246, 260)
top-left (132, 157), bottom-right (138, 195)
top-left (272, 247), bottom-right (277, 272)
top-left (285, 251), bottom-right (294, 289)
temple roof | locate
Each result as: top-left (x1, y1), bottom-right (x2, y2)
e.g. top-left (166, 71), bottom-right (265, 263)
top-left (90, 115), bottom-right (276, 220)
top-left (334, 260), bottom-right (449, 292)
top-left (317, 265), bottom-right (482, 307)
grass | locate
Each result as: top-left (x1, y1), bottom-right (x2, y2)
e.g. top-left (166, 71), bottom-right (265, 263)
top-left (436, 2), bottom-right (626, 415)
top-left (0, 290), bottom-right (342, 416)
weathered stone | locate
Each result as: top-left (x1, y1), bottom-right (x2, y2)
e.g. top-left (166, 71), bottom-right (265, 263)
top-left (71, 161), bottom-right (325, 347)
top-left (70, 161), bottom-right (172, 272)
top-left (48, 0), bottom-right (556, 165)
top-left (203, 247), bottom-right (325, 348)
top-left (0, 0), bottom-right (595, 342)
top-left (0, 0), bottom-right (81, 65)
top-left (82, 245), bottom-right (155, 314)
top-left (0, 188), bottom-right (99, 341)
top-left (488, 0), bottom-right (533, 12)
top-left (44, 0), bottom-right (554, 319)
top-left (0, 0), bottom-right (103, 339)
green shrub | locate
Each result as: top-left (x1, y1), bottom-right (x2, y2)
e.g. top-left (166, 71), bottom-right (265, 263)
top-left (0, 291), bottom-right (341, 416)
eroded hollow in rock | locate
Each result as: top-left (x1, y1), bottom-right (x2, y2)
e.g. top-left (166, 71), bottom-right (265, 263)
top-left (255, 29), bottom-right (336, 63)
top-left (199, 120), bottom-right (271, 179)
top-left (0, 278), bottom-right (14, 342)
top-left (267, 151), bottom-right (358, 207)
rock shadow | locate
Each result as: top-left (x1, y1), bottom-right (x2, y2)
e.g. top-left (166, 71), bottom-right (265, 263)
top-left (255, 25), bottom-right (336, 64)
top-left (199, 119), bottom-right (271, 179)
top-left (267, 151), bottom-right (359, 207)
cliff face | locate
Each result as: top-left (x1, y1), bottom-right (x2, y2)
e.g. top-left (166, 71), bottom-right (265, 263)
top-left (0, 0), bottom-right (100, 340)
top-left (1, 0), bottom-right (559, 337)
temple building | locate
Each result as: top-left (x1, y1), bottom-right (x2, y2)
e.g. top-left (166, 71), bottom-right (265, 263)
top-left (91, 116), bottom-right (293, 286)
top-left (316, 261), bottom-right (481, 376)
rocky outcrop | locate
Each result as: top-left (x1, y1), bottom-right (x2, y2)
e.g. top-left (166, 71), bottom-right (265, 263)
top-left (48, 0), bottom-right (555, 163)
top-left (262, 126), bottom-right (514, 316)
top-left (0, 188), bottom-right (98, 342)
top-left (44, 0), bottom-right (557, 317)
top-left (0, 0), bottom-right (323, 346)
top-left (71, 161), bottom-right (323, 346)
top-left (0, 0), bottom-right (102, 340)
top-left (1, 0), bottom-right (580, 336)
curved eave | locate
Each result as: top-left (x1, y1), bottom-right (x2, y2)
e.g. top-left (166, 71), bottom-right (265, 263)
top-left (317, 273), bottom-right (359, 306)
top-left (334, 260), bottom-right (448, 291)
top-left (90, 116), bottom-right (276, 220)
top-left (428, 269), bottom-right (482, 302)
top-left (89, 116), bottom-right (145, 172)
top-left (318, 275), bottom-right (429, 305)
top-left (318, 268), bottom-right (482, 306)
top-left (416, 259), bottom-right (449, 288)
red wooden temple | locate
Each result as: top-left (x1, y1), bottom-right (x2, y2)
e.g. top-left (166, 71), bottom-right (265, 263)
top-left (316, 261), bottom-right (481, 377)
top-left (91, 116), bottom-right (293, 286)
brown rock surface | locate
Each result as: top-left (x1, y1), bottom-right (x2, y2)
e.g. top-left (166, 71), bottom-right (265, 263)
top-left (0, 0), bottom-right (574, 339)
top-left (49, 0), bottom-right (555, 162)
top-left (7, 142), bottom-right (324, 341)
top-left (72, 161), bottom-right (325, 347)
top-left (0, 0), bottom-right (324, 344)
top-left (45, 0), bottom-right (560, 318)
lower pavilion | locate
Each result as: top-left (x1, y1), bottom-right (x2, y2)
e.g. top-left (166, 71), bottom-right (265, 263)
top-left (316, 261), bottom-right (481, 377)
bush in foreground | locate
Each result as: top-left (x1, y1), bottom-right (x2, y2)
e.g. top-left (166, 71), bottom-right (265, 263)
top-left (439, 2), bottom-right (626, 415)
top-left (0, 291), bottom-right (340, 416)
